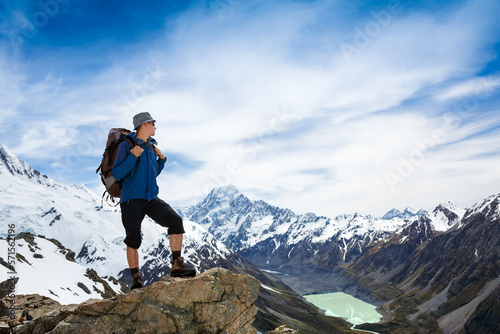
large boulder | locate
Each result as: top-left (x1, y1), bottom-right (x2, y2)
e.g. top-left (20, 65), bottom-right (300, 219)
top-left (7, 268), bottom-right (260, 334)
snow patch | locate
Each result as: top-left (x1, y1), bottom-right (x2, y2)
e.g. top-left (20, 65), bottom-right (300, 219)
top-left (0, 236), bottom-right (114, 304)
top-left (262, 284), bottom-right (282, 294)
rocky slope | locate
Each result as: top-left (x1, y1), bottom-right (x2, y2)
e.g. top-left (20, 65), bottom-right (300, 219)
top-left (349, 194), bottom-right (500, 334)
top-left (2, 268), bottom-right (260, 334)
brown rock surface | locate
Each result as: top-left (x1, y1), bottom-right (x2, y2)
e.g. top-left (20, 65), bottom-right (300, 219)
top-left (266, 325), bottom-right (300, 333)
top-left (6, 267), bottom-right (260, 334)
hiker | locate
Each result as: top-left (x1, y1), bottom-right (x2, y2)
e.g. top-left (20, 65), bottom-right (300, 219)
top-left (112, 111), bottom-right (196, 290)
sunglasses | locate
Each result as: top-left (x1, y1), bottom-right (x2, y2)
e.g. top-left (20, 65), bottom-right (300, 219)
top-left (148, 122), bottom-right (156, 126)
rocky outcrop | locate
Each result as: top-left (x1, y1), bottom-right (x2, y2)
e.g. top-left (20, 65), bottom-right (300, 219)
top-left (5, 268), bottom-right (260, 334)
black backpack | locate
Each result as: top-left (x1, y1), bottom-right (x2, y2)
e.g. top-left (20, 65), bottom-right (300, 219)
top-left (96, 128), bottom-right (136, 205)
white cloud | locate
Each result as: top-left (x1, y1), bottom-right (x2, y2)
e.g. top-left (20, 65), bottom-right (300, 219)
top-left (1, 0), bottom-right (499, 217)
top-left (0, 56), bottom-right (25, 129)
top-left (435, 75), bottom-right (500, 102)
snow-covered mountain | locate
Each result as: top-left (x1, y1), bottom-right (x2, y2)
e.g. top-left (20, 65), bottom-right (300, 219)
top-left (179, 184), bottom-right (469, 296)
top-left (0, 233), bottom-right (121, 304)
top-left (428, 201), bottom-right (467, 232)
top-left (181, 185), bottom-right (451, 267)
top-left (0, 143), bottom-right (238, 300)
top-left (382, 207), bottom-right (427, 220)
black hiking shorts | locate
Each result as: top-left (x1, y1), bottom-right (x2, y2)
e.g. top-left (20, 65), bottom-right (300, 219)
top-left (120, 198), bottom-right (185, 249)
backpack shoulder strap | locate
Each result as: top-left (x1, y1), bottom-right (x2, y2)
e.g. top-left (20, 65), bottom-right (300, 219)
top-left (124, 137), bottom-right (137, 148)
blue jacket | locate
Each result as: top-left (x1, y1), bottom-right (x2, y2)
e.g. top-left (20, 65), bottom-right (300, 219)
top-left (112, 133), bottom-right (166, 202)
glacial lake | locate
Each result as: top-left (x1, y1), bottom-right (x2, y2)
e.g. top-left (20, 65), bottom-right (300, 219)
top-left (304, 292), bottom-right (382, 325)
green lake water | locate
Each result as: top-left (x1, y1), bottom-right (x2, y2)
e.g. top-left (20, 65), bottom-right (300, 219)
top-left (304, 292), bottom-right (382, 325)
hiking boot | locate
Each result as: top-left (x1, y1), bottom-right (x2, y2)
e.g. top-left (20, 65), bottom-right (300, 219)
top-left (170, 257), bottom-right (196, 277)
top-left (130, 272), bottom-right (143, 290)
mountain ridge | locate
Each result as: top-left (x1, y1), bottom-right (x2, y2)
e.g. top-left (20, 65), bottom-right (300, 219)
top-left (181, 184), bottom-right (498, 333)
top-left (181, 185), bottom-right (465, 285)
top-left (0, 143), bottom-right (49, 182)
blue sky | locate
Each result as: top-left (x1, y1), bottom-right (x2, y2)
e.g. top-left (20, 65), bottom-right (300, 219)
top-left (1, 0), bottom-right (499, 217)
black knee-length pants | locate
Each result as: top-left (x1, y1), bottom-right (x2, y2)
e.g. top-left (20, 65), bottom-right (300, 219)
top-left (120, 198), bottom-right (185, 249)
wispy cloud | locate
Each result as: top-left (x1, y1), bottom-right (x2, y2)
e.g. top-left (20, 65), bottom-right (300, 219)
top-left (0, 0), bottom-right (499, 216)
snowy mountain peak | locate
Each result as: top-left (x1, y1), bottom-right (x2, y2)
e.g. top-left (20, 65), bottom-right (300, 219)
top-left (434, 201), bottom-right (461, 213)
top-left (0, 143), bottom-right (48, 182)
top-left (404, 207), bottom-right (416, 214)
top-left (416, 209), bottom-right (428, 216)
top-left (465, 193), bottom-right (500, 219)
top-left (429, 201), bottom-right (466, 232)
top-left (198, 184), bottom-right (246, 210)
top-left (0, 142), bottom-right (13, 156)
top-left (382, 207), bottom-right (423, 220)
top-left (382, 208), bottom-right (401, 219)
top-left (207, 184), bottom-right (241, 199)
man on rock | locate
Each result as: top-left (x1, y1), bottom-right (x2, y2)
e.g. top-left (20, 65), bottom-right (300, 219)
top-left (113, 111), bottom-right (196, 290)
